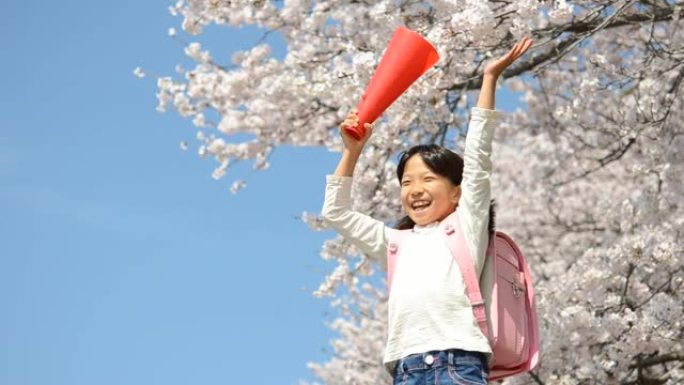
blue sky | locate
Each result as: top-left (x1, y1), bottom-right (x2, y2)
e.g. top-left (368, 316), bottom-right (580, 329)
top-left (1, 1), bottom-right (344, 384)
top-left (1, 2), bottom-right (523, 384)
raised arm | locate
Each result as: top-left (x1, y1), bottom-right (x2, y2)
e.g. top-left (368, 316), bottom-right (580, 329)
top-left (334, 109), bottom-right (374, 177)
top-left (321, 111), bottom-right (387, 262)
top-left (459, 37), bottom-right (533, 275)
top-left (477, 36), bottom-right (534, 110)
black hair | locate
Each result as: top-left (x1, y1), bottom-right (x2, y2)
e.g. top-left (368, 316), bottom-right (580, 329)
top-left (394, 144), bottom-right (496, 236)
top-left (396, 144), bottom-right (464, 187)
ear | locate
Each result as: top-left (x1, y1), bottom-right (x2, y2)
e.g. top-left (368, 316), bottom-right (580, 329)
top-left (451, 185), bottom-right (462, 204)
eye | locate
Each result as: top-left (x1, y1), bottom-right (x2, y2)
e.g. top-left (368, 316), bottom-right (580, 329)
top-left (424, 176), bottom-right (435, 181)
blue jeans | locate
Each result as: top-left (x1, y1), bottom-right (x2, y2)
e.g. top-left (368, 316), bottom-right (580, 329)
top-left (393, 349), bottom-right (489, 385)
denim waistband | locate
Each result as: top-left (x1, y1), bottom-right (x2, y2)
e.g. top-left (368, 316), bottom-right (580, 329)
top-left (395, 349), bottom-right (487, 375)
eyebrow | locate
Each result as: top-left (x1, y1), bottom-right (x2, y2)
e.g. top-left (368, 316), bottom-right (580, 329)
top-left (401, 171), bottom-right (434, 179)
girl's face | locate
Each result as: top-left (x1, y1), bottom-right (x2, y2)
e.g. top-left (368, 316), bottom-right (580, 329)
top-left (400, 154), bottom-right (461, 226)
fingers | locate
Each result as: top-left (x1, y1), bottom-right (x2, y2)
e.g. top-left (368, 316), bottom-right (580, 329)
top-left (340, 111), bottom-right (359, 130)
top-left (501, 36), bottom-right (533, 67)
top-left (510, 36), bottom-right (533, 61)
top-left (484, 36), bottom-right (534, 77)
top-left (339, 109), bottom-right (375, 140)
top-left (361, 122), bottom-right (374, 140)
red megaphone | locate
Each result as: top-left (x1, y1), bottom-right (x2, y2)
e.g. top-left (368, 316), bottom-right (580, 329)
top-left (345, 27), bottom-right (440, 140)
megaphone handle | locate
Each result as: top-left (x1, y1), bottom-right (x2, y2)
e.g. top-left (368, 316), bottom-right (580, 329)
top-left (345, 94), bottom-right (367, 140)
top-left (344, 124), bottom-right (364, 141)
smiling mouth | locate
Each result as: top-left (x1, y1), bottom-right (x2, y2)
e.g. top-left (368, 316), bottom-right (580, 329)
top-left (411, 200), bottom-right (432, 212)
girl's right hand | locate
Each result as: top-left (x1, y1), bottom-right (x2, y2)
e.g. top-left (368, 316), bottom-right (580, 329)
top-left (339, 109), bottom-right (374, 154)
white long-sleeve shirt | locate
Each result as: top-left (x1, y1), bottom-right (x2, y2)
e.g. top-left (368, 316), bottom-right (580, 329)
top-left (321, 107), bottom-right (499, 374)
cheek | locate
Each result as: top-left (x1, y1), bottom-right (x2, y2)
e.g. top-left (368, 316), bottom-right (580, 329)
top-left (400, 189), bottom-right (410, 206)
top-left (433, 185), bottom-right (454, 203)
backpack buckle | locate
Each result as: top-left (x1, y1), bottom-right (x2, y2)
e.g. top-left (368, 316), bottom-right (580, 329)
top-left (471, 299), bottom-right (484, 307)
top-left (512, 282), bottom-right (523, 298)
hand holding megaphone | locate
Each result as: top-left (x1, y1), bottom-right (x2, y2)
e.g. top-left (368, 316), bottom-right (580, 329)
top-left (344, 27), bottom-right (440, 140)
top-left (340, 109), bottom-right (375, 153)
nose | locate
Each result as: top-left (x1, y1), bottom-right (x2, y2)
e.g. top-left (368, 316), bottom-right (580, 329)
top-left (409, 184), bottom-right (425, 197)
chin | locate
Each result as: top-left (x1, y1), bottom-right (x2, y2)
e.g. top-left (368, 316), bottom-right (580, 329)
top-left (410, 215), bottom-right (433, 226)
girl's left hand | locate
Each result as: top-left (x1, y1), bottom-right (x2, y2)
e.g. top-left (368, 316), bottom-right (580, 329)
top-left (484, 36), bottom-right (533, 78)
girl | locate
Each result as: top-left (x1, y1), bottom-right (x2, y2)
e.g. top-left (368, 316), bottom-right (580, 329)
top-left (321, 37), bottom-right (533, 385)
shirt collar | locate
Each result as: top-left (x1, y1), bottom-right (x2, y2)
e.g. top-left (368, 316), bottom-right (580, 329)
top-left (412, 221), bottom-right (440, 233)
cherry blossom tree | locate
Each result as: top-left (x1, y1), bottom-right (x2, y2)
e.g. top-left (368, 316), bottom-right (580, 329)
top-left (141, 1), bottom-right (684, 383)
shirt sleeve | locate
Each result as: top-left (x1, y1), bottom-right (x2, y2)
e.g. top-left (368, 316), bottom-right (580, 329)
top-left (458, 107), bottom-right (500, 276)
top-left (320, 174), bottom-right (388, 262)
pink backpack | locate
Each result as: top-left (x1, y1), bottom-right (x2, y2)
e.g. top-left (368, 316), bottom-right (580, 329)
top-left (386, 210), bottom-right (540, 381)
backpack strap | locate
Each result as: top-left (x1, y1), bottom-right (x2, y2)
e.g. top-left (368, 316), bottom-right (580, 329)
top-left (440, 211), bottom-right (492, 343)
top-left (386, 228), bottom-right (411, 294)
